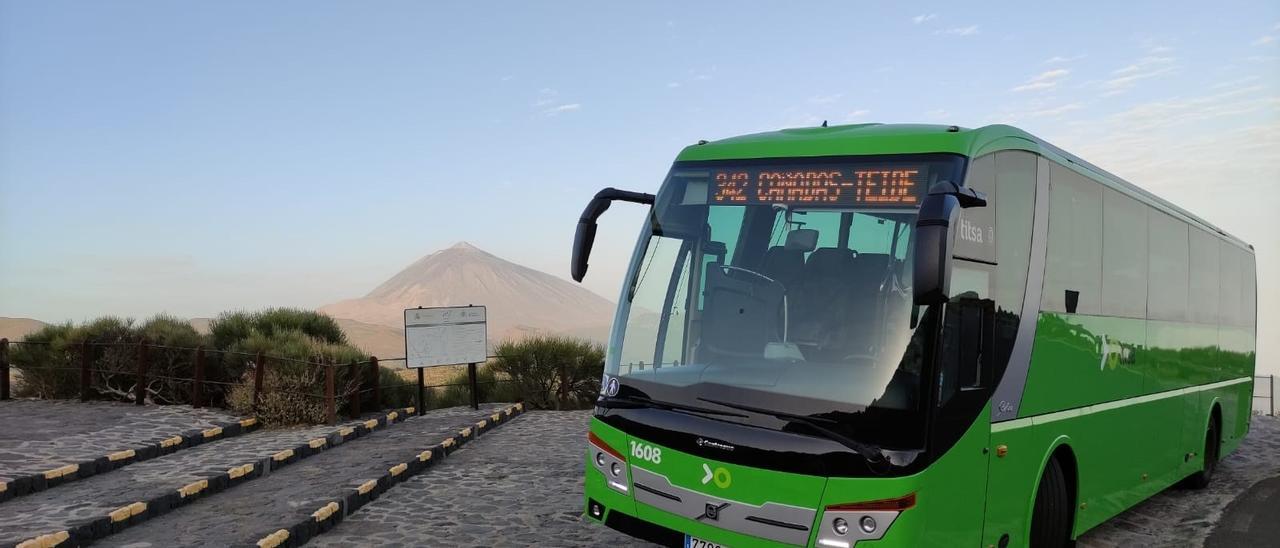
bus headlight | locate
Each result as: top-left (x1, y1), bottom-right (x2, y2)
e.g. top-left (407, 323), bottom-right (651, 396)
top-left (595, 451), bottom-right (605, 466)
top-left (859, 515), bottom-right (877, 533)
top-left (610, 462), bottom-right (622, 477)
top-left (832, 517), bottom-right (849, 535)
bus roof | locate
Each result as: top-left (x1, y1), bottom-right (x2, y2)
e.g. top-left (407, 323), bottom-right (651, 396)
top-left (675, 123), bottom-right (1251, 250)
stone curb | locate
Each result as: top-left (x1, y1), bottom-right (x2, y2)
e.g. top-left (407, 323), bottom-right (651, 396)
top-left (242, 402), bottom-right (527, 548)
top-left (3, 407), bottom-right (418, 548)
top-left (0, 416), bottom-right (262, 505)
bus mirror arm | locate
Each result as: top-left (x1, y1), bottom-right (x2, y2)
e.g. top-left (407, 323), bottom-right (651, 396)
top-left (913, 193), bottom-right (961, 305)
top-left (572, 188), bottom-right (656, 282)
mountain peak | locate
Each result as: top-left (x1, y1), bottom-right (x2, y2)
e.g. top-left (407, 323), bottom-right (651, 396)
top-left (319, 242), bottom-right (616, 344)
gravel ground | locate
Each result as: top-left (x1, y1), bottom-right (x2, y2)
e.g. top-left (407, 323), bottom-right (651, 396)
top-left (100, 405), bottom-right (504, 547)
top-left (0, 399), bottom-right (242, 485)
top-left (312, 411), bottom-right (646, 548)
top-left (0, 408), bottom-right (410, 545)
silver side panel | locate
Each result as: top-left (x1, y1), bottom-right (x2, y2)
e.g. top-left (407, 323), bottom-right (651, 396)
top-left (991, 155), bottom-right (1050, 423)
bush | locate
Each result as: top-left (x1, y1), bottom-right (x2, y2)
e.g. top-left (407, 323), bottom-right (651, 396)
top-left (487, 336), bottom-right (605, 409)
top-left (209, 308), bottom-right (346, 349)
top-left (10, 322), bottom-right (79, 399)
top-left (432, 365), bottom-right (520, 409)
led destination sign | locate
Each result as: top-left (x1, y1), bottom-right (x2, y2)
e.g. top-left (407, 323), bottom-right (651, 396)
top-left (710, 166), bottom-right (927, 206)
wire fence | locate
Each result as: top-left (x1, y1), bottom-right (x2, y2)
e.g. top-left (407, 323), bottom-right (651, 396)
top-left (0, 337), bottom-right (519, 424)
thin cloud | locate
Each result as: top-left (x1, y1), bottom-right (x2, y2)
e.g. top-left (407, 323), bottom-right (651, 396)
top-left (1254, 36), bottom-right (1277, 46)
top-left (1011, 69), bottom-right (1070, 92)
top-left (809, 93), bottom-right (844, 105)
top-left (845, 109), bottom-right (871, 122)
top-left (542, 103), bottom-right (581, 116)
top-left (912, 13), bottom-right (937, 24)
top-left (1026, 103), bottom-right (1083, 118)
top-left (935, 25), bottom-right (979, 36)
top-left (1100, 56), bottom-right (1177, 96)
top-left (666, 82), bottom-right (681, 89)
top-left (1043, 54), bottom-right (1085, 64)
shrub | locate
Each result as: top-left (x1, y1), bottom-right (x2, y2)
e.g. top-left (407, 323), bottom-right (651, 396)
top-left (10, 322), bottom-right (79, 399)
top-left (209, 308), bottom-right (346, 349)
top-left (487, 336), bottom-right (605, 409)
top-left (432, 365), bottom-right (520, 409)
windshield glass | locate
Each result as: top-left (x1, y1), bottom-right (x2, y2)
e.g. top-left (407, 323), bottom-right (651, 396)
top-left (605, 154), bottom-right (966, 449)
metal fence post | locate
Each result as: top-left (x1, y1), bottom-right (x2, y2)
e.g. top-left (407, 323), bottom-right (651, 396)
top-left (80, 340), bottom-right (91, 402)
top-left (252, 351), bottom-right (265, 410)
top-left (324, 359), bottom-right (336, 425)
top-left (369, 356), bottom-right (380, 409)
top-left (348, 359), bottom-right (360, 419)
top-left (468, 362), bottom-right (479, 410)
top-left (191, 346), bottom-right (205, 408)
top-left (135, 340), bottom-right (149, 405)
top-left (0, 338), bottom-right (9, 401)
top-left (1272, 375), bottom-right (1276, 417)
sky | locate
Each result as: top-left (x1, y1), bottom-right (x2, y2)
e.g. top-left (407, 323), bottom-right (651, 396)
top-left (1, 2), bottom-right (1277, 374)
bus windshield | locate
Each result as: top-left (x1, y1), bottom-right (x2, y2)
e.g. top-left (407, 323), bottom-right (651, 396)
top-left (605, 154), bottom-right (966, 449)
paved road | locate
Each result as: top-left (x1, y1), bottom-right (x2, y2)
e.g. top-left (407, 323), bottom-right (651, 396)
top-left (101, 405), bottom-right (503, 547)
top-left (1078, 415), bottom-right (1280, 548)
top-left (313, 411), bottom-right (646, 547)
top-left (1205, 474), bottom-right (1280, 547)
top-left (0, 408), bottom-right (403, 545)
top-left (0, 399), bottom-right (240, 484)
top-left (319, 412), bottom-right (1278, 548)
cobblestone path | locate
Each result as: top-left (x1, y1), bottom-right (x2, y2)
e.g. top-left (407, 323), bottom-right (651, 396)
top-left (99, 405), bottom-right (505, 547)
top-left (313, 411), bottom-right (648, 548)
top-left (0, 399), bottom-right (242, 485)
top-left (0, 407), bottom-right (415, 545)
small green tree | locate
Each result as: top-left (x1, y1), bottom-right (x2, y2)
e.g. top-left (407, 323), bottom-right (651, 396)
top-left (488, 336), bottom-right (605, 409)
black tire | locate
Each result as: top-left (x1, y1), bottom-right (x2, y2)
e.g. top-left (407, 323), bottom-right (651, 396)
top-left (1030, 458), bottom-right (1072, 548)
top-left (1187, 415), bottom-right (1220, 489)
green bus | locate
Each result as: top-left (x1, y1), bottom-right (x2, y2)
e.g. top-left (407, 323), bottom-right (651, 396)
top-left (570, 123), bottom-right (1257, 548)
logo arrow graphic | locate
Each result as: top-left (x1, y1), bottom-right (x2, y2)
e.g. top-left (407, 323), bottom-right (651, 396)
top-left (701, 463), bottom-right (713, 485)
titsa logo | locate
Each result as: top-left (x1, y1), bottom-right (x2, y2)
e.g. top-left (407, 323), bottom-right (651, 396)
top-left (959, 217), bottom-right (985, 244)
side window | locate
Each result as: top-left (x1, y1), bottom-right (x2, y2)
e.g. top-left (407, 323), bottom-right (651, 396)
top-left (1147, 212), bottom-right (1189, 322)
top-left (1101, 188), bottom-right (1148, 318)
top-left (955, 154), bottom-right (996, 263)
top-left (1187, 229), bottom-right (1220, 325)
top-left (1043, 163), bottom-right (1102, 315)
top-left (1219, 242), bottom-right (1243, 327)
top-left (993, 151), bottom-right (1035, 314)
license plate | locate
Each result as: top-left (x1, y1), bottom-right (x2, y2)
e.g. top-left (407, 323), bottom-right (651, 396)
top-left (685, 535), bottom-right (724, 548)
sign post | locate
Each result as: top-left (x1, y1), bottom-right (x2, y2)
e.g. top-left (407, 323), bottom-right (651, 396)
top-left (404, 305), bottom-right (488, 413)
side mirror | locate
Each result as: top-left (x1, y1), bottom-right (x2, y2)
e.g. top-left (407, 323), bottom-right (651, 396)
top-left (913, 182), bottom-right (988, 305)
top-left (571, 187), bottom-right (655, 282)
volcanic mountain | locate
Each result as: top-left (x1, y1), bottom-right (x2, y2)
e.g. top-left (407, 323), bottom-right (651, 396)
top-left (319, 242), bottom-right (616, 345)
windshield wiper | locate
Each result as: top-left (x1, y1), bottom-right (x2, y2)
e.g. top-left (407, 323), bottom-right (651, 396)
top-left (696, 397), bottom-right (885, 463)
top-left (597, 394), bottom-right (749, 418)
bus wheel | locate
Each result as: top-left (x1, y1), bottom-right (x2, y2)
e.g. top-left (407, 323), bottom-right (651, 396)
top-left (1030, 457), bottom-right (1071, 548)
top-left (1187, 416), bottom-right (1220, 490)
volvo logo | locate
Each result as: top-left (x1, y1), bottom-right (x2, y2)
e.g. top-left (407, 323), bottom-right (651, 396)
top-left (696, 437), bottom-right (735, 451)
top-left (697, 502), bottom-right (729, 522)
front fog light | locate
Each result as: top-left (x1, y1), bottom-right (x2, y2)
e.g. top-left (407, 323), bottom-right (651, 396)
top-left (610, 462), bottom-right (622, 477)
top-left (595, 452), bottom-right (605, 466)
top-left (859, 515), bottom-right (877, 534)
top-left (832, 517), bottom-right (848, 535)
